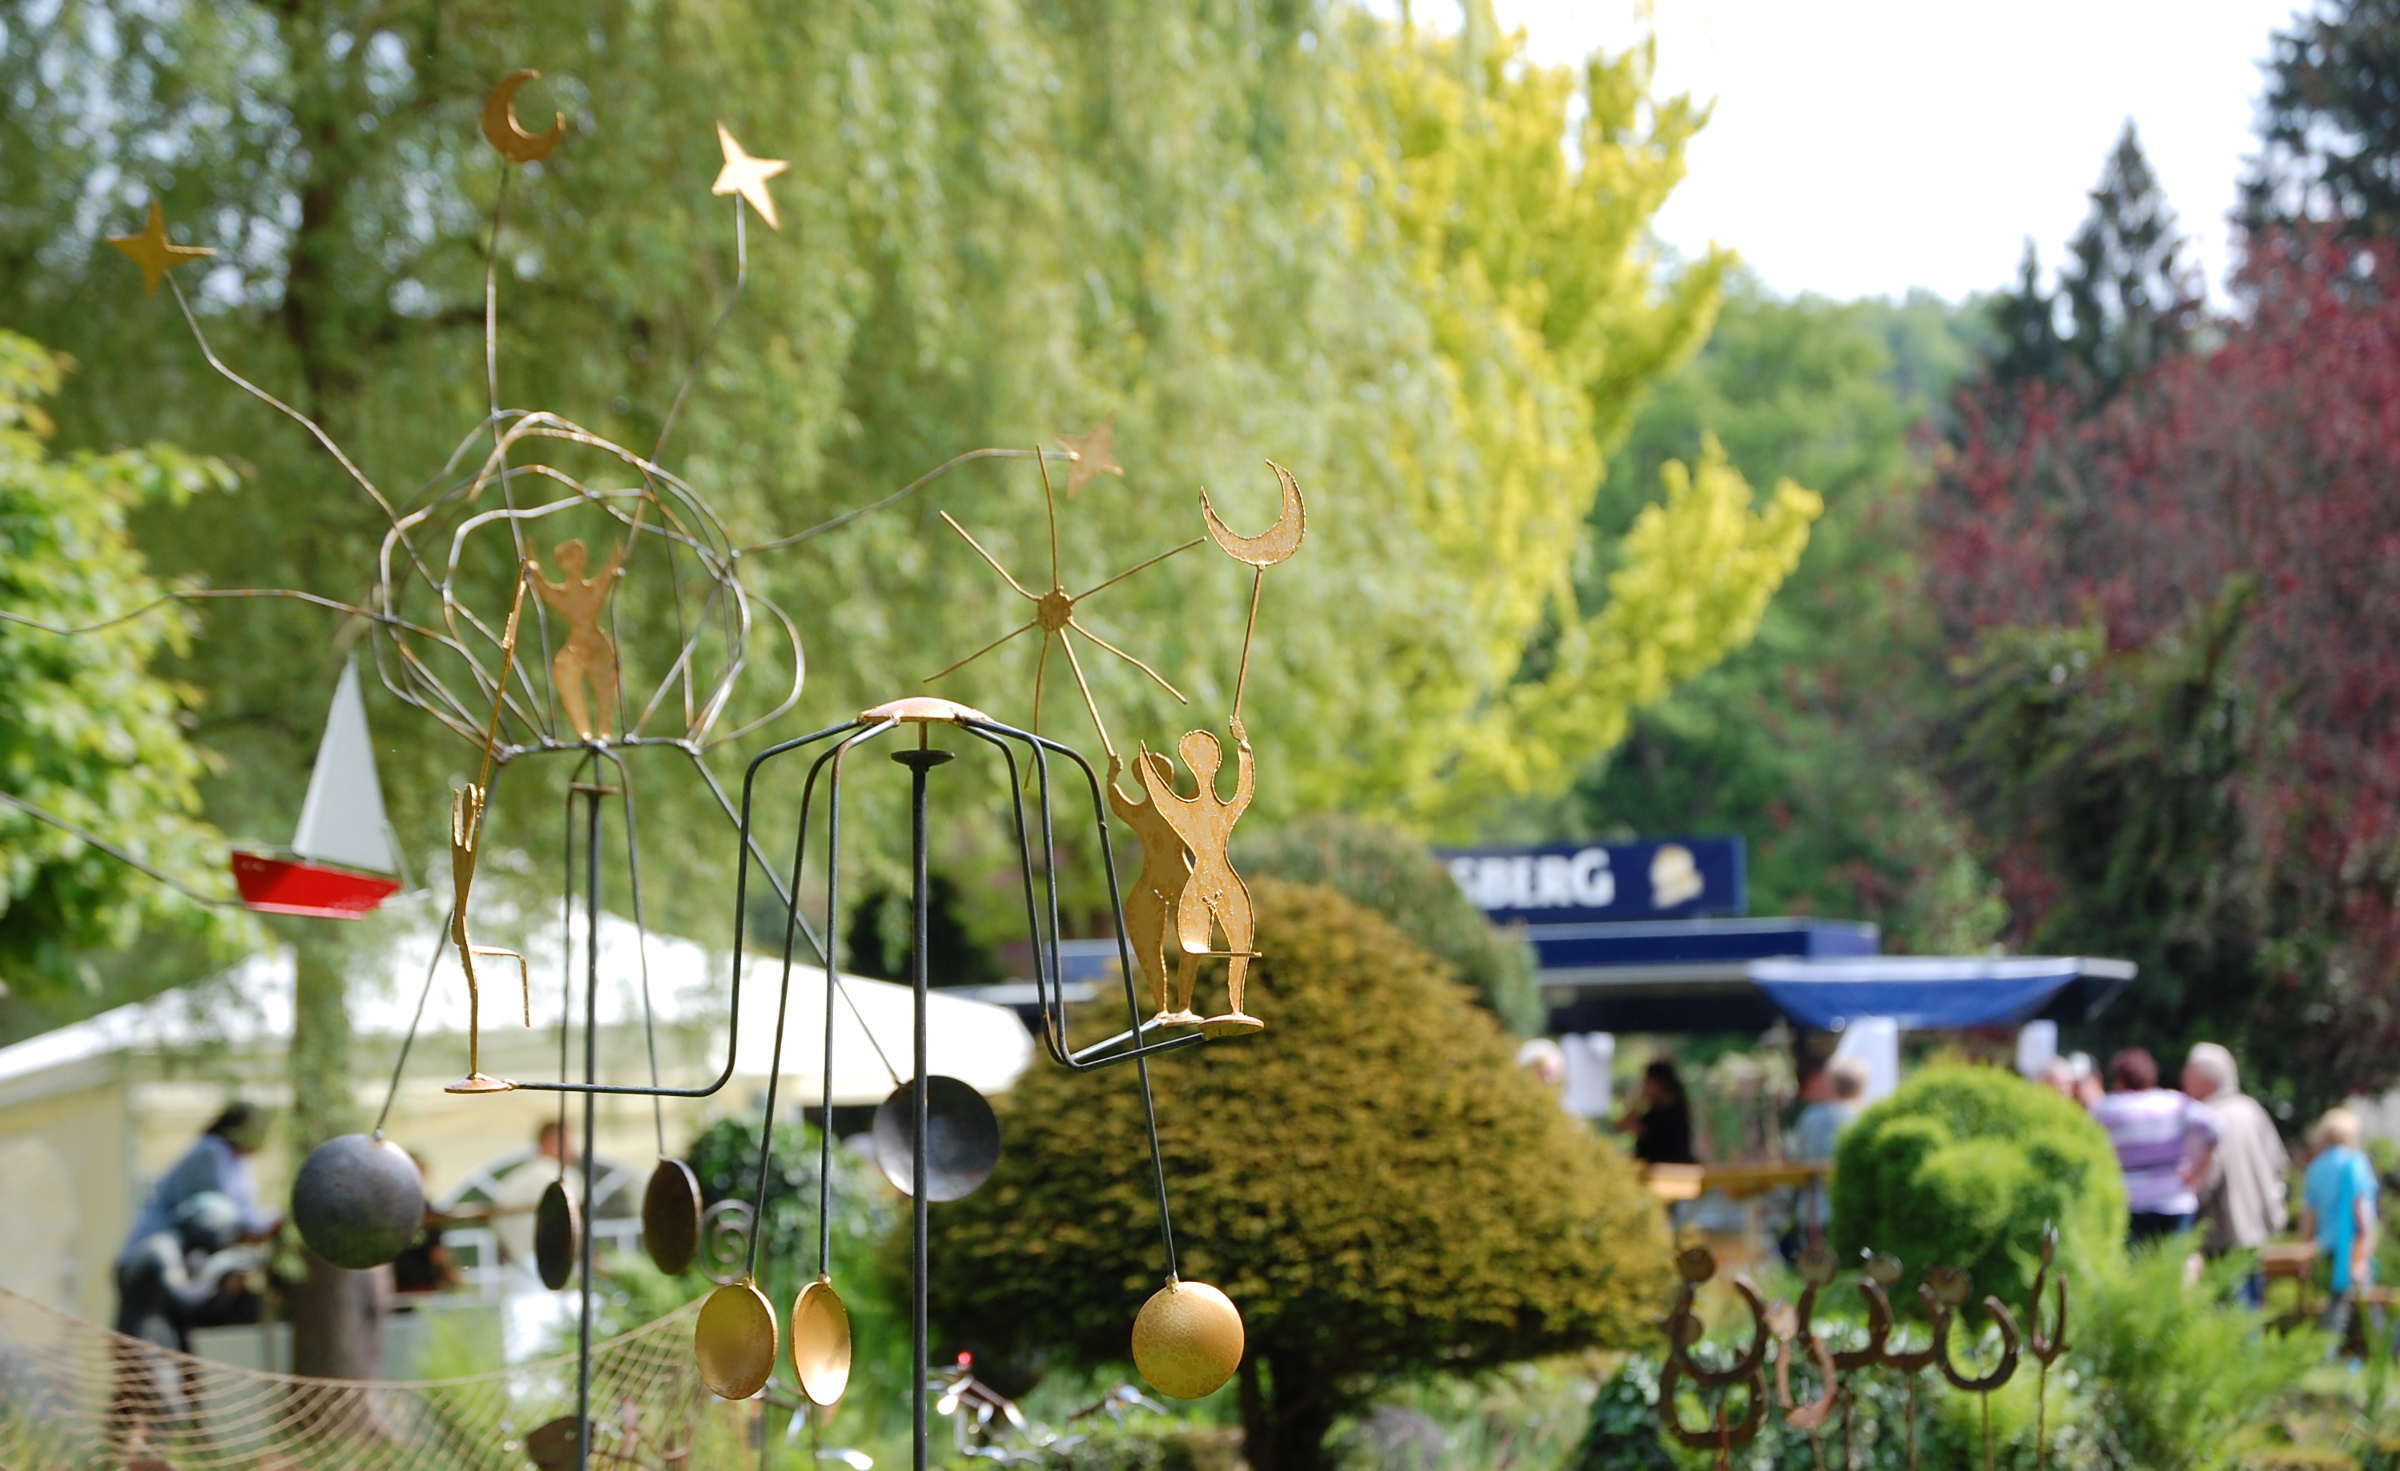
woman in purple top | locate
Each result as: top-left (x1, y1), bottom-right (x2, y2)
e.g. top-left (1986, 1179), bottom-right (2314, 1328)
top-left (2087, 1048), bottom-right (2219, 1244)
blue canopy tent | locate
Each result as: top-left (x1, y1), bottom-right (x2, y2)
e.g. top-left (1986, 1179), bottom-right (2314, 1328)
top-left (1531, 919), bottom-right (2135, 1035)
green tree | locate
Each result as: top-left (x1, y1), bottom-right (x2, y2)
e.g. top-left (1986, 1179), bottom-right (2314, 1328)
top-left (0, 332), bottom-right (249, 997)
top-left (2059, 122), bottom-right (2199, 392)
top-left (1567, 281), bottom-right (2002, 950)
top-left (0, 1), bottom-right (1807, 941)
top-left (1832, 1065), bottom-right (2125, 1306)
top-left (930, 880), bottom-right (1670, 1471)
top-left (2242, 0), bottom-right (2400, 241)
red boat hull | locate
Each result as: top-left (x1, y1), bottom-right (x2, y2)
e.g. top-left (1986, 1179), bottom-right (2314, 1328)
top-left (229, 852), bottom-right (401, 919)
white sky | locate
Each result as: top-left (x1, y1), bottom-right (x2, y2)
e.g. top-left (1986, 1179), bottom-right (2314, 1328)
top-left (1402, 0), bottom-right (2304, 303)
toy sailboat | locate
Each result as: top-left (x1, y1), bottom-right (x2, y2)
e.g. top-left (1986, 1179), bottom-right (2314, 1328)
top-left (228, 659), bottom-right (403, 918)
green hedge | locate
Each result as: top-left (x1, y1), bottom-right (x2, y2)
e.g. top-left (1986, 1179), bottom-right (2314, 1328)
top-left (1243, 813), bottom-right (1543, 1035)
top-left (1831, 1064), bottom-right (2124, 1304)
top-left (928, 878), bottom-right (1666, 1466)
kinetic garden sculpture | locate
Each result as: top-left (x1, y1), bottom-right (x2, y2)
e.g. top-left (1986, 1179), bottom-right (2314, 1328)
top-left (7, 67), bottom-right (1310, 1471)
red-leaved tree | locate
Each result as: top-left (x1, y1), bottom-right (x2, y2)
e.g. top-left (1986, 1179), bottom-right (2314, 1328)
top-left (1923, 231), bottom-right (2400, 1108)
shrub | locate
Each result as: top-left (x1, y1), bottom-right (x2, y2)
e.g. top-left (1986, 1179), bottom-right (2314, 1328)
top-left (1832, 1065), bottom-right (2124, 1303)
top-left (1243, 813), bottom-right (1543, 1035)
top-left (928, 880), bottom-right (1668, 1471)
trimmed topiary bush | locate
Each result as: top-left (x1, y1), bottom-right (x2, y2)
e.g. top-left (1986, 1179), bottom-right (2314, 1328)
top-left (1831, 1064), bottom-right (2125, 1304)
top-left (929, 879), bottom-right (1668, 1471)
top-left (1243, 813), bottom-right (1543, 1035)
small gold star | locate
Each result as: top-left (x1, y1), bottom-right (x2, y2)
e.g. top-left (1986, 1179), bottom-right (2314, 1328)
top-left (1056, 419), bottom-right (1124, 497)
top-left (107, 201), bottom-right (215, 296)
top-left (711, 123), bottom-right (788, 231)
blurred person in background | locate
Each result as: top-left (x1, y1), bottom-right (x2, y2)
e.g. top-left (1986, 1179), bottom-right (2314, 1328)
top-left (2182, 1041), bottom-right (2288, 1306)
top-left (2300, 1107), bottom-right (2382, 1354)
top-left (1782, 1056), bottom-right (1869, 1257)
top-left (1618, 1058), bottom-right (1696, 1166)
top-left (2089, 1048), bottom-right (2219, 1244)
top-left (113, 1103), bottom-right (278, 1331)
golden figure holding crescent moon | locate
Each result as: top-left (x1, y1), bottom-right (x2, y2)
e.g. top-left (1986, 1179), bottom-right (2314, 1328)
top-left (1121, 462), bottom-right (1309, 1033)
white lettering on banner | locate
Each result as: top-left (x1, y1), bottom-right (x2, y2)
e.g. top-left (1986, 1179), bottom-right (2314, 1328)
top-left (1447, 848), bottom-right (1615, 912)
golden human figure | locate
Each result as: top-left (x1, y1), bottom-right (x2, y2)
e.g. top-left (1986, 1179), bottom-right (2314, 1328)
top-left (529, 537), bottom-right (628, 741)
top-left (1107, 750), bottom-right (1198, 1025)
top-left (445, 782), bottom-right (529, 1093)
top-left (1139, 716), bottom-right (1263, 1035)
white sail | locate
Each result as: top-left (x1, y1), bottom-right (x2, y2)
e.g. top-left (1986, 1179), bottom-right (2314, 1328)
top-left (290, 659), bottom-right (398, 874)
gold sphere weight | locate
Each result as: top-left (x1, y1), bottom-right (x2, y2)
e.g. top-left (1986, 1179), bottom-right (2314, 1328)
top-left (1131, 1278), bottom-right (1244, 1399)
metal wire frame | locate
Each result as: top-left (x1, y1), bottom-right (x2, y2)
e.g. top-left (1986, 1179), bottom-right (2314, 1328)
top-left (735, 711), bottom-right (1206, 1471)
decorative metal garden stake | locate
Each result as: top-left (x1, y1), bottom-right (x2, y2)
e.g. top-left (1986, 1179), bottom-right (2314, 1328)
top-left (1662, 1245), bottom-right (2056, 1471)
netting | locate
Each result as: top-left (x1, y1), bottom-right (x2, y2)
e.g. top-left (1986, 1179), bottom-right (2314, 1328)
top-left (0, 1288), bottom-right (737, 1470)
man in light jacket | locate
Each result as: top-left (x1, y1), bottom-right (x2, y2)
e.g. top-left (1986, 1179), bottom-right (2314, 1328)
top-left (2184, 1042), bottom-right (2289, 1306)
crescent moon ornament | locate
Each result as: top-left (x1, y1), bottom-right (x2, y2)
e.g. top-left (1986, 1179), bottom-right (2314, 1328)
top-left (1199, 460), bottom-right (1307, 567)
top-left (482, 70), bottom-right (565, 164)
top-left (1201, 460), bottom-right (1308, 720)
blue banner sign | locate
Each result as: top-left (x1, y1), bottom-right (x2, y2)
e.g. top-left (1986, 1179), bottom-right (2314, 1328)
top-left (1437, 837), bottom-right (1746, 925)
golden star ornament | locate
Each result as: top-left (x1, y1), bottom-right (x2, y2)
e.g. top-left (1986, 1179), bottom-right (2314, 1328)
top-left (712, 123), bottom-right (789, 231)
top-left (1056, 420), bottom-right (1124, 497)
top-left (107, 201), bottom-right (215, 295)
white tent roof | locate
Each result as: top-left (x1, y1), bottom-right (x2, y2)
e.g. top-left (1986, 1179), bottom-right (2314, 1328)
top-left (0, 900), bottom-right (1031, 1108)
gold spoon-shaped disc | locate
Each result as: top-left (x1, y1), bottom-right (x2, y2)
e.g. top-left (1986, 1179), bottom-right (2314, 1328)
top-left (1131, 1278), bottom-right (1244, 1400)
top-left (789, 1275), bottom-right (854, 1406)
top-left (695, 1280), bottom-right (778, 1400)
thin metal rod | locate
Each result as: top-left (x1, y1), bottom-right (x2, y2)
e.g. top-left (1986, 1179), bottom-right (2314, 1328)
top-left (989, 720), bottom-right (1184, 1277)
top-left (504, 726), bottom-right (867, 1098)
top-left (689, 745), bottom-right (902, 1088)
top-left (650, 199), bottom-right (749, 465)
top-left (740, 447), bottom-right (1068, 556)
top-left (905, 748), bottom-right (937, 1471)
top-left (576, 780), bottom-right (602, 1471)
top-left (1231, 566), bottom-right (1265, 721)
top-left (372, 901), bottom-right (460, 1135)
top-left (816, 741), bottom-right (844, 1281)
top-left (614, 764), bottom-right (667, 1157)
top-left (0, 790), bottom-right (239, 908)
top-left (748, 723), bottom-right (891, 1276)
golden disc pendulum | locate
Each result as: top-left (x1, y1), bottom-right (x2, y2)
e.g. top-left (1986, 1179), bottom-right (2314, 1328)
top-left (789, 1275), bottom-right (855, 1407)
top-left (695, 1279), bottom-right (778, 1401)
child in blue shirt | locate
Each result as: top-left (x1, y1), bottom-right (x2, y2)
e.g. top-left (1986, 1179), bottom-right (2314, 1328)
top-left (2301, 1107), bottom-right (2383, 1354)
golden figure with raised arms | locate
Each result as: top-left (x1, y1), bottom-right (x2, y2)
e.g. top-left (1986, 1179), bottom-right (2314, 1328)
top-left (1108, 749), bottom-right (1196, 1024)
top-left (530, 537), bottom-right (628, 741)
top-left (1139, 717), bottom-right (1261, 1036)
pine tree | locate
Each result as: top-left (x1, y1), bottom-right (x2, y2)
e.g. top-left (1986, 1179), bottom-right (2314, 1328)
top-left (1986, 239), bottom-right (2065, 389)
top-left (2242, 0), bottom-right (2400, 241)
top-left (2059, 122), bottom-right (2199, 390)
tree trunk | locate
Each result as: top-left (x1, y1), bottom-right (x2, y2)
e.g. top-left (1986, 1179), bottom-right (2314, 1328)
top-left (1238, 1354), bottom-right (1343, 1471)
top-left (284, 921), bottom-right (371, 1381)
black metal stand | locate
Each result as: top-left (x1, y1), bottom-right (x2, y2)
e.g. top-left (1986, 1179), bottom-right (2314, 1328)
top-left (892, 742), bottom-right (951, 1471)
top-left (572, 776), bottom-right (605, 1471)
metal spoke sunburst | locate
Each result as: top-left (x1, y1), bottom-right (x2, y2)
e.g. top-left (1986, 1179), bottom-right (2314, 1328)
top-left (925, 448), bottom-right (1199, 757)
